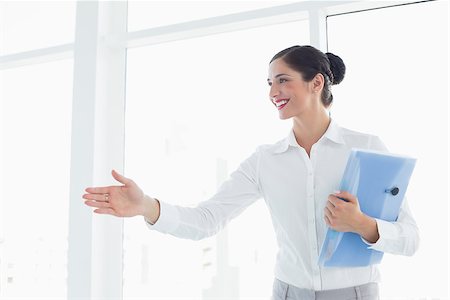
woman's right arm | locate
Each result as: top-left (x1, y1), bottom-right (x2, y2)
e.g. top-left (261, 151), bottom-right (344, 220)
top-left (83, 146), bottom-right (263, 241)
top-left (142, 146), bottom-right (263, 240)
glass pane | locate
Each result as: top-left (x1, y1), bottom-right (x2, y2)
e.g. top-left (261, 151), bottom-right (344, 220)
top-left (128, 0), bottom-right (298, 31)
top-left (123, 20), bottom-right (309, 299)
top-left (327, 1), bottom-right (448, 299)
top-left (0, 1), bottom-right (75, 55)
top-left (0, 59), bottom-right (73, 298)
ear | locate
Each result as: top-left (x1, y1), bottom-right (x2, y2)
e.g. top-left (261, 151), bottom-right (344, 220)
top-left (312, 73), bottom-right (325, 92)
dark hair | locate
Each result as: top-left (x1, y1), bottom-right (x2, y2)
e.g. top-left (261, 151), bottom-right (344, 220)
top-left (270, 45), bottom-right (345, 108)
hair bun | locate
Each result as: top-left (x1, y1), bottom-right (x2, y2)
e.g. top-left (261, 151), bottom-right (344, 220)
top-left (326, 52), bottom-right (345, 85)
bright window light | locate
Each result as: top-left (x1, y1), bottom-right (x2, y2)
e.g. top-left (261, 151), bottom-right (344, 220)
top-left (0, 59), bottom-right (73, 299)
top-left (0, 1), bottom-right (75, 55)
top-left (127, 0), bottom-right (297, 31)
top-left (327, 1), bottom-right (448, 299)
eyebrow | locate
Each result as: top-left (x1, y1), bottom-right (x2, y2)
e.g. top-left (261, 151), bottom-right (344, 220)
top-left (267, 73), bottom-right (291, 82)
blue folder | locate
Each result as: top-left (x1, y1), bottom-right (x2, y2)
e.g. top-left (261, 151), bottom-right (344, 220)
top-left (318, 148), bottom-right (417, 267)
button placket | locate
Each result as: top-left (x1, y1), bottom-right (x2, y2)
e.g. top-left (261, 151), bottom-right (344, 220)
top-left (298, 147), bottom-right (322, 289)
top-left (308, 147), bottom-right (323, 289)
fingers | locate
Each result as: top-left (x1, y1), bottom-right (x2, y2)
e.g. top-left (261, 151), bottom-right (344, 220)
top-left (83, 193), bottom-right (113, 208)
top-left (85, 186), bottom-right (110, 194)
top-left (324, 208), bottom-right (333, 226)
top-left (328, 191), bottom-right (355, 206)
top-left (84, 197), bottom-right (118, 216)
top-left (82, 193), bottom-right (110, 202)
top-left (326, 193), bottom-right (352, 215)
top-left (84, 199), bottom-right (112, 208)
top-left (93, 208), bottom-right (119, 216)
top-left (324, 214), bottom-right (331, 226)
top-left (112, 169), bottom-right (132, 185)
top-left (327, 194), bottom-right (341, 207)
top-left (84, 169), bottom-right (131, 195)
top-left (334, 190), bottom-right (357, 203)
top-left (325, 202), bottom-right (335, 215)
top-left (328, 195), bottom-right (336, 206)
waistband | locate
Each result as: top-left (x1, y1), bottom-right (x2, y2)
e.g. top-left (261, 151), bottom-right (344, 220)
top-left (273, 278), bottom-right (379, 299)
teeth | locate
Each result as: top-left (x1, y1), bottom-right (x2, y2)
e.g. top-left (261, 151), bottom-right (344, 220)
top-left (276, 100), bottom-right (289, 107)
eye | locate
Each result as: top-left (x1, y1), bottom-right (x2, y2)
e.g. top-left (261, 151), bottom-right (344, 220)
top-left (279, 78), bottom-right (287, 83)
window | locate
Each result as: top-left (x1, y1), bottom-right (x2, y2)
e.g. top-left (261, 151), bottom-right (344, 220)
top-left (123, 20), bottom-right (309, 299)
top-left (0, 1), bottom-right (75, 55)
top-left (0, 59), bottom-right (73, 299)
top-left (327, 1), bottom-right (448, 298)
top-left (128, 0), bottom-right (297, 31)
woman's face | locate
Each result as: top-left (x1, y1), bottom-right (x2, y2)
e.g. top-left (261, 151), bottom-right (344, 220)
top-left (267, 58), bottom-right (319, 119)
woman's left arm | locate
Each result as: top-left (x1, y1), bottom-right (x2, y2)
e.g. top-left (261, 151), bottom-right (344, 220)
top-left (359, 195), bottom-right (420, 256)
top-left (325, 132), bottom-right (420, 256)
top-left (324, 191), bottom-right (420, 256)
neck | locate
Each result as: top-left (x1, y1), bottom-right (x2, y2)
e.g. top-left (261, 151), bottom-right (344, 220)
top-left (292, 108), bottom-right (331, 149)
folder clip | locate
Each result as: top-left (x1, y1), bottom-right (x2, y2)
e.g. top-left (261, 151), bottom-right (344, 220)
top-left (385, 187), bottom-right (399, 196)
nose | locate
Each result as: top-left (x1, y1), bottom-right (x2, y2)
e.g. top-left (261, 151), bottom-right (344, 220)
top-left (269, 84), bottom-right (279, 101)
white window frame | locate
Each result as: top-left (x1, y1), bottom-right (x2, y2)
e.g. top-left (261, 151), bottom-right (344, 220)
top-left (0, 1), bottom-right (427, 299)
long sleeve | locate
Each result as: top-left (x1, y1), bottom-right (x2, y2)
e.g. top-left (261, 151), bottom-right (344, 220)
top-left (360, 136), bottom-right (421, 256)
top-left (144, 146), bottom-right (263, 240)
top-left (362, 196), bottom-right (420, 256)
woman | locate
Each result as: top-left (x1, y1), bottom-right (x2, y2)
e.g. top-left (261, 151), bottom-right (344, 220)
top-left (83, 45), bottom-right (420, 300)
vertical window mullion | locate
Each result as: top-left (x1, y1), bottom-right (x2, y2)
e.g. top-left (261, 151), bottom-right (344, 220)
top-left (309, 7), bottom-right (328, 52)
top-left (68, 2), bottom-right (99, 298)
top-left (68, 2), bottom-right (127, 300)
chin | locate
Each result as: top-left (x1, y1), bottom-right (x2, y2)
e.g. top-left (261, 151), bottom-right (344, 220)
top-left (278, 113), bottom-right (292, 120)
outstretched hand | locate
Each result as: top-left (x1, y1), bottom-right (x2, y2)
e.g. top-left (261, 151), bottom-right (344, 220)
top-left (83, 170), bottom-right (146, 217)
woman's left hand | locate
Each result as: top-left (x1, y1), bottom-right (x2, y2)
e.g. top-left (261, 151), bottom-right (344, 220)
top-left (324, 190), bottom-right (364, 233)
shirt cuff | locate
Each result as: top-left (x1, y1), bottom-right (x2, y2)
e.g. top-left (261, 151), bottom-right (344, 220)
top-left (360, 218), bottom-right (399, 251)
top-left (144, 200), bottom-right (180, 234)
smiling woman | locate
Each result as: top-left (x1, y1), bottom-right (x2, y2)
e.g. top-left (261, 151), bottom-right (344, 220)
top-left (1, 1), bottom-right (445, 300)
top-left (77, 0), bottom-right (444, 295)
top-left (84, 43), bottom-right (420, 300)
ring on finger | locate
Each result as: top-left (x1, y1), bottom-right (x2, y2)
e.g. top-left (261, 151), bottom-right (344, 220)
top-left (104, 193), bottom-right (110, 201)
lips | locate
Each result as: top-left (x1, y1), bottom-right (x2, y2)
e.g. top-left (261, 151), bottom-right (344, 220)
top-left (273, 98), bottom-right (290, 110)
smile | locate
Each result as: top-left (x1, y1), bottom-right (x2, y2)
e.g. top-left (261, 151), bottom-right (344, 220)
top-left (274, 98), bottom-right (290, 110)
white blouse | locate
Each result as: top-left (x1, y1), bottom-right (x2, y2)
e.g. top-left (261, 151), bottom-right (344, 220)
top-left (145, 118), bottom-right (420, 291)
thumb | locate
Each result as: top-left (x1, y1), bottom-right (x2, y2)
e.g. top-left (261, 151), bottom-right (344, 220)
top-left (112, 169), bottom-right (131, 185)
